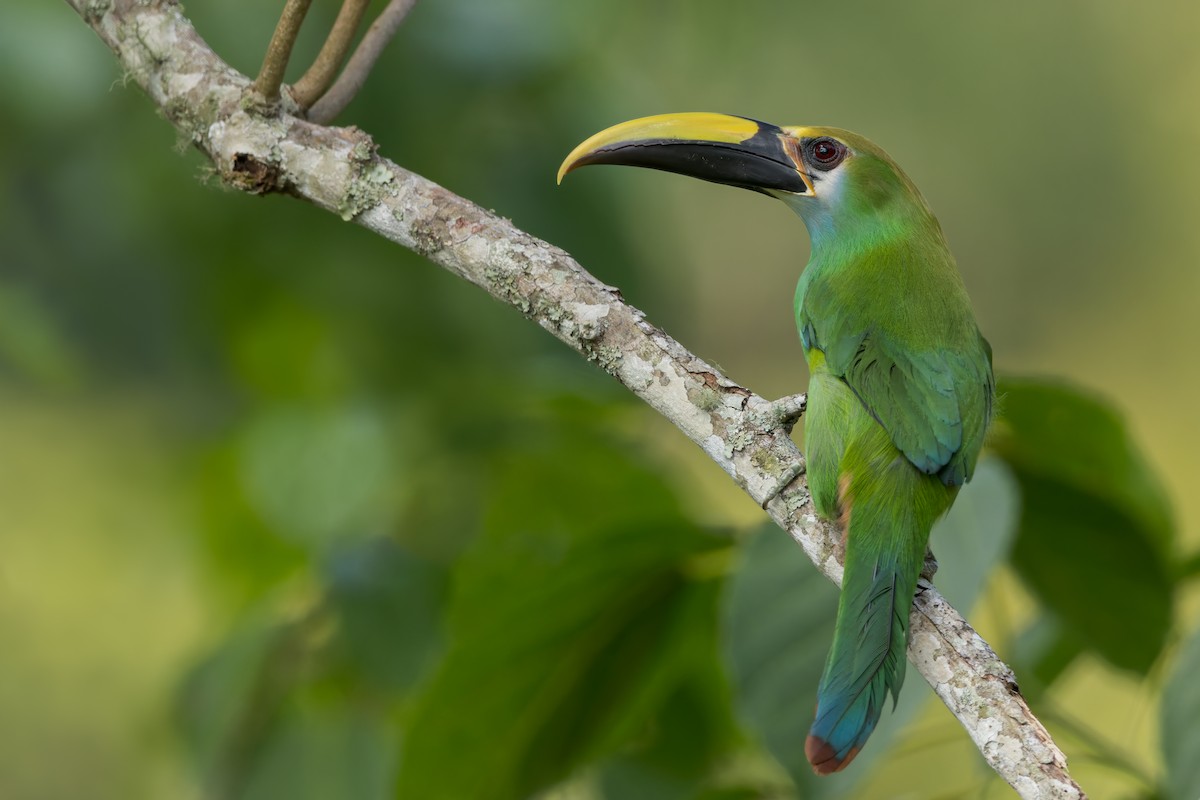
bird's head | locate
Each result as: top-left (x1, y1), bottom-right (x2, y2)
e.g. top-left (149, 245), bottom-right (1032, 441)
top-left (558, 113), bottom-right (933, 243)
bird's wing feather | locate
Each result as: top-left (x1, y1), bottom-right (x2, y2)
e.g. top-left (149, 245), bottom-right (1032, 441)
top-left (807, 318), bottom-right (991, 486)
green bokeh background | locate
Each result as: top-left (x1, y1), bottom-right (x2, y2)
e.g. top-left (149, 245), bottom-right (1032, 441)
top-left (4, 1), bottom-right (1199, 798)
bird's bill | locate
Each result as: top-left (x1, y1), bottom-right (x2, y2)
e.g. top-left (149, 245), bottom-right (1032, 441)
top-left (557, 112), bottom-right (814, 195)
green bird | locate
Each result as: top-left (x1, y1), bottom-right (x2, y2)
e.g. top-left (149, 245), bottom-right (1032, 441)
top-left (558, 113), bottom-right (994, 774)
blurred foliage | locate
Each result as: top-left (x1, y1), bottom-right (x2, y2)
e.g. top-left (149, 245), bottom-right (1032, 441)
top-left (992, 379), bottom-right (1176, 677)
top-left (4, 1), bottom-right (1200, 799)
top-left (398, 406), bottom-right (730, 800)
top-left (1162, 626), bottom-right (1200, 800)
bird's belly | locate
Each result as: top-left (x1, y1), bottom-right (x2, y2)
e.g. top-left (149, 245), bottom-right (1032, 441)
top-left (803, 367), bottom-right (864, 521)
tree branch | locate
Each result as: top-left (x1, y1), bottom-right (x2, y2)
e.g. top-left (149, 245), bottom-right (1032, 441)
top-left (252, 0), bottom-right (314, 101)
top-left (290, 0), bottom-right (371, 110)
top-left (64, 2), bottom-right (1086, 797)
top-left (307, 0), bottom-right (418, 123)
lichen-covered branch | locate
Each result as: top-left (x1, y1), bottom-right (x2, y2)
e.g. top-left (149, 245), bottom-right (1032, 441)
top-left (64, 2), bottom-right (1085, 797)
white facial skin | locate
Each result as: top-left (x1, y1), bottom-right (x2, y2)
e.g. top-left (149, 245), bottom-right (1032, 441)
top-left (804, 146), bottom-right (851, 203)
top-left (770, 135), bottom-right (854, 238)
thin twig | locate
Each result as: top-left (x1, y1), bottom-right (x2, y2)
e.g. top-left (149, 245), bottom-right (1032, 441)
top-left (307, 0), bottom-right (418, 123)
top-left (253, 0), bottom-right (315, 101)
top-left (290, 0), bottom-right (372, 110)
top-left (65, 3), bottom-right (1088, 797)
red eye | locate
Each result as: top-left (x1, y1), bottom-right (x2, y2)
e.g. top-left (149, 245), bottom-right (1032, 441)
top-left (807, 138), bottom-right (846, 171)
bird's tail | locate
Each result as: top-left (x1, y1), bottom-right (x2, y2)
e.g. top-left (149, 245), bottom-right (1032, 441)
top-left (804, 459), bottom-right (939, 775)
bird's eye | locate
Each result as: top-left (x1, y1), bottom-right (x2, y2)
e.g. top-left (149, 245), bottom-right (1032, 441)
top-left (806, 138), bottom-right (847, 171)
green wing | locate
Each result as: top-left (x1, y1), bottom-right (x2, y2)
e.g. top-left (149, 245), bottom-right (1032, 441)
top-left (801, 317), bottom-right (993, 486)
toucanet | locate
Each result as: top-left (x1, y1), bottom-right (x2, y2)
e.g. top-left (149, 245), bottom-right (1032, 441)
top-left (559, 113), bottom-right (994, 774)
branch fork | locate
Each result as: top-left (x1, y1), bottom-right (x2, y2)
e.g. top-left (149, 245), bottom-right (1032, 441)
top-left (252, 0), bottom-right (417, 120)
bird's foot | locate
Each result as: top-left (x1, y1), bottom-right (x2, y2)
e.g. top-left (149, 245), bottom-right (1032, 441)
top-left (749, 393), bottom-right (807, 509)
top-left (759, 458), bottom-right (807, 510)
top-left (921, 546), bottom-right (939, 581)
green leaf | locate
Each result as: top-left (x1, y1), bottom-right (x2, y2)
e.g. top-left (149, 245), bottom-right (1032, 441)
top-left (178, 538), bottom-right (442, 798)
top-left (177, 611), bottom-right (316, 796)
top-left (928, 457), bottom-right (1019, 612)
top-left (722, 525), bottom-right (837, 793)
top-left (935, 459), bottom-right (1085, 698)
top-left (595, 613), bottom-right (746, 800)
top-left (323, 538), bottom-right (447, 693)
top-left (1009, 614), bottom-right (1086, 700)
top-left (991, 378), bottom-right (1174, 673)
top-left (396, 413), bottom-right (726, 800)
top-left (994, 378), bottom-right (1174, 549)
top-left (1162, 625), bottom-right (1200, 800)
top-left (241, 701), bottom-right (396, 800)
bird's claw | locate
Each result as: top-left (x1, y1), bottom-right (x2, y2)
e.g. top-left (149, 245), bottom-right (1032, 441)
top-left (921, 547), bottom-right (939, 581)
